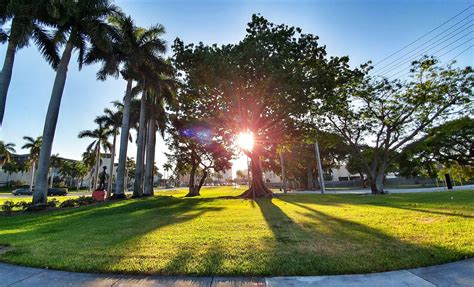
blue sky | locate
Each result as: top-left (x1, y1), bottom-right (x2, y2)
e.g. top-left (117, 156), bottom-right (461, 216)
top-left (0, 0), bottom-right (472, 173)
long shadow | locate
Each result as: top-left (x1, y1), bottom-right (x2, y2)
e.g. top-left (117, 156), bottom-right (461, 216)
top-left (280, 192), bottom-right (474, 219)
top-left (0, 196), bottom-right (224, 274)
top-left (162, 243), bottom-right (225, 276)
top-left (371, 204), bottom-right (474, 219)
top-left (256, 198), bottom-right (468, 276)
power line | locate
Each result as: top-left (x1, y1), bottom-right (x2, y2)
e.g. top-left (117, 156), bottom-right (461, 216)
top-left (371, 5), bottom-right (473, 67)
top-left (373, 13), bottom-right (473, 73)
top-left (381, 29), bottom-right (473, 77)
top-left (438, 38), bottom-right (473, 58)
top-left (449, 44), bottom-right (473, 61)
top-left (374, 18), bottom-right (473, 75)
top-left (386, 40), bottom-right (473, 79)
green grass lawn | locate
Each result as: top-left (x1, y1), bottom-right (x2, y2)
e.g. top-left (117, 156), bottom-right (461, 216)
top-left (0, 187), bottom-right (472, 276)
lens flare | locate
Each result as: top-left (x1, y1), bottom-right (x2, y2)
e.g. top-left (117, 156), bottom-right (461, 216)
top-left (237, 132), bottom-right (254, 151)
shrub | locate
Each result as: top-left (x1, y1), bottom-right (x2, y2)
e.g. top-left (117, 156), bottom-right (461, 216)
top-left (1, 201), bottom-right (15, 214)
top-left (47, 199), bottom-right (59, 208)
top-left (59, 199), bottom-right (78, 208)
top-left (77, 196), bottom-right (95, 206)
top-left (15, 201), bottom-right (32, 211)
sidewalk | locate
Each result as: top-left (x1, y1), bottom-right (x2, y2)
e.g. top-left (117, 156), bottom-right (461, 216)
top-left (1, 258), bottom-right (473, 286)
top-left (279, 184), bottom-right (474, 195)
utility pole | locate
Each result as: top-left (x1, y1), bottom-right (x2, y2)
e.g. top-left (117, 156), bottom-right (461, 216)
top-left (280, 152), bottom-right (287, 193)
top-left (314, 140), bottom-right (325, 194)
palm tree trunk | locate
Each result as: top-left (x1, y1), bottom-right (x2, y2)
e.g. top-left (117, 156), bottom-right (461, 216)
top-left (94, 143), bottom-right (100, 190)
top-left (124, 166), bottom-right (128, 190)
top-left (33, 38), bottom-right (74, 206)
top-left (50, 168), bottom-right (54, 188)
top-left (143, 106), bottom-right (156, 196)
top-left (114, 79), bottom-right (133, 198)
top-left (133, 92), bottom-right (147, 197)
top-left (107, 131), bottom-right (117, 197)
top-left (0, 32), bottom-right (17, 126)
top-left (29, 161), bottom-right (36, 192)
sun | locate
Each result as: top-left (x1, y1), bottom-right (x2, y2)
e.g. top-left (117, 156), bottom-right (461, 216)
top-left (237, 132), bottom-right (254, 151)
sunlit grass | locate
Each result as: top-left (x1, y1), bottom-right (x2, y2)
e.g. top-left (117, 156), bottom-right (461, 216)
top-left (0, 187), bottom-right (472, 276)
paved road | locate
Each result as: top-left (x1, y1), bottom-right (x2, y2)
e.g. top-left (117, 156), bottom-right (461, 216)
top-left (0, 258), bottom-right (473, 286)
top-left (280, 184), bottom-right (474, 195)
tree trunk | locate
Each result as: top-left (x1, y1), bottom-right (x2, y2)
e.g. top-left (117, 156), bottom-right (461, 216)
top-left (124, 166), bottom-right (128, 191)
top-left (0, 35), bottom-right (17, 126)
top-left (88, 170), bottom-right (93, 192)
top-left (114, 79), bottom-right (133, 198)
top-left (29, 161), bottom-right (36, 192)
top-left (307, 165), bottom-right (314, 190)
top-left (186, 169), bottom-right (206, 197)
top-left (240, 152), bottom-right (273, 199)
top-left (49, 167), bottom-right (54, 188)
top-left (280, 152), bottom-right (287, 193)
top-left (107, 131), bottom-right (117, 197)
top-left (187, 163), bottom-right (197, 196)
top-left (94, 143), bottom-right (100, 190)
top-left (133, 92), bottom-right (147, 197)
top-left (143, 107), bottom-right (156, 197)
top-left (370, 167), bottom-right (386, 194)
top-left (32, 38), bottom-right (74, 206)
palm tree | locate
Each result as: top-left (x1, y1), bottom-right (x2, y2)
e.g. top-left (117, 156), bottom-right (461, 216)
top-left (96, 106), bottom-right (122, 196)
top-left (2, 161), bottom-right (18, 186)
top-left (33, 0), bottom-right (120, 205)
top-left (0, 0), bottom-right (59, 126)
top-left (143, 72), bottom-right (176, 196)
top-left (0, 140), bottom-right (16, 163)
top-left (125, 156), bottom-right (135, 190)
top-left (82, 150), bottom-right (96, 191)
top-left (86, 14), bottom-right (166, 198)
top-left (78, 122), bottom-right (113, 191)
top-left (22, 136), bottom-right (42, 192)
top-left (48, 153), bottom-right (62, 187)
top-left (132, 58), bottom-right (172, 197)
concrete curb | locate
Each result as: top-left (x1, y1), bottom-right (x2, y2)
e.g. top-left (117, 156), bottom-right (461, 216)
top-left (0, 258), bottom-right (473, 286)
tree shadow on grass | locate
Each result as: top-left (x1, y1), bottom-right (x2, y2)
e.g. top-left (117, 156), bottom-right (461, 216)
top-left (255, 198), bottom-right (468, 276)
top-left (0, 196), bottom-right (224, 274)
top-left (162, 244), bottom-right (225, 276)
top-left (280, 192), bottom-right (474, 219)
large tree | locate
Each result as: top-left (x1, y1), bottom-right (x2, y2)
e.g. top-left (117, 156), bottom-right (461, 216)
top-left (0, 0), bottom-right (59, 126)
top-left (398, 117), bottom-right (474, 178)
top-left (317, 58), bottom-right (473, 194)
top-left (142, 71), bottom-right (176, 196)
top-left (0, 140), bottom-right (16, 163)
top-left (78, 122), bottom-right (113, 191)
top-left (173, 15), bottom-right (350, 199)
top-left (87, 15), bottom-right (167, 198)
top-left (96, 106), bottom-right (122, 196)
top-left (166, 119), bottom-right (233, 197)
top-left (130, 52), bottom-right (170, 198)
top-left (33, 0), bottom-right (120, 205)
top-left (21, 136), bottom-right (42, 191)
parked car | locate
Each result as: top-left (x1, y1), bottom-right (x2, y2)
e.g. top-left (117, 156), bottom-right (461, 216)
top-left (12, 188), bottom-right (33, 196)
top-left (47, 188), bottom-right (68, 196)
